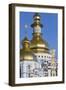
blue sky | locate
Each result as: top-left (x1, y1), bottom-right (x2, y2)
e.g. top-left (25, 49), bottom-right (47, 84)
top-left (20, 12), bottom-right (58, 59)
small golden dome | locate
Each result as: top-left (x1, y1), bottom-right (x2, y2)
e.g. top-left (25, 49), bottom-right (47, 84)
top-left (20, 50), bottom-right (34, 61)
top-left (20, 37), bottom-right (34, 61)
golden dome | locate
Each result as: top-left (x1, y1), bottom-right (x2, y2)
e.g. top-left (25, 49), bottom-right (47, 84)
top-left (20, 50), bottom-right (34, 61)
top-left (30, 34), bottom-right (49, 53)
top-left (20, 37), bottom-right (34, 61)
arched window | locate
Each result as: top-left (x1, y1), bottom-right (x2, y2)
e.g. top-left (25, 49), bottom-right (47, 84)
top-left (28, 65), bottom-right (31, 77)
top-left (42, 56), bottom-right (43, 58)
top-left (38, 55), bottom-right (40, 57)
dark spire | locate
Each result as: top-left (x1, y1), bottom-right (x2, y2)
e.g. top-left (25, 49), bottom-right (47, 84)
top-left (31, 13), bottom-right (43, 28)
top-left (33, 13), bottom-right (40, 18)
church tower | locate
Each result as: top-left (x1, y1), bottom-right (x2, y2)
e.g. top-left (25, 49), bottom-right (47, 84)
top-left (50, 49), bottom-right (57, 76)
top-left (20, 37), bottom-right (36, 78)
top-left (30, 13), bottom-right (52, 77)
top-left (30, 13), bottom-right (49, 53)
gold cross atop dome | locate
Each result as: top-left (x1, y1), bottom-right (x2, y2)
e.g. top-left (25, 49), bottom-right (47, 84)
top-left (24, 24), bottom-right (28, 37)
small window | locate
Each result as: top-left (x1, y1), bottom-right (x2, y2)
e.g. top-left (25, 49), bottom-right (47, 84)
top-left (42, 56), bottom-right (43, 58)
top-left (45, 56), bottom-right (46, 58)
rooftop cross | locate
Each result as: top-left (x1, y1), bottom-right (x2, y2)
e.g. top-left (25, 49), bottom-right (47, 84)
top-left (24, 24), bottom-right (28, 37)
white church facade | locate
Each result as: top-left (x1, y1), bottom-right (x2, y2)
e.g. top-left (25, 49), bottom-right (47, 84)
top-left (20, 13), bottom-right (57, 78)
